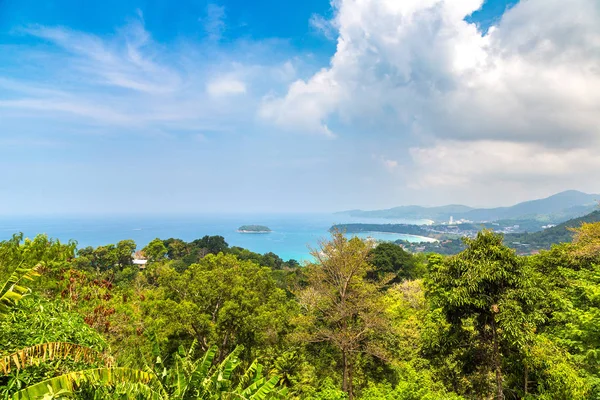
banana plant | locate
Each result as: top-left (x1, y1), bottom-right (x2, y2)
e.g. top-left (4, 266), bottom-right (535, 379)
top-left (0, 342), bottom-right (112, 375)
top-left (150, 341), bottom-right (288, 399)
top-left (6, 342), bottom-right (286, 399)
top-left (0, 265), bottom-right (40, 316)
top-left (11, 367), bottom-right (166, 400)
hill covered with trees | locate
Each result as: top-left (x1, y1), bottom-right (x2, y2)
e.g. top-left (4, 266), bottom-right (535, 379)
top-left (504, 210), bottom-right (600, 252)
top-left (391, 210), bottom-right (600, 255)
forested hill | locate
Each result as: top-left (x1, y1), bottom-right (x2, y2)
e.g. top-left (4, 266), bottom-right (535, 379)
top-left (398, 209), bottom-right (600, 255)
top-left (505, 210), bottom-right (600, 251)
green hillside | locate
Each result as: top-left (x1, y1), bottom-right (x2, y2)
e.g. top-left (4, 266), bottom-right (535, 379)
top-left (505, 210), bottom-right (600, 252)
top-left (397, 210), bottom-right (600, 255)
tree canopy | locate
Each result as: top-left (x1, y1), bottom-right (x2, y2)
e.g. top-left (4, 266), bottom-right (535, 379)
top-left (1, 223), bottom-right (600, 399)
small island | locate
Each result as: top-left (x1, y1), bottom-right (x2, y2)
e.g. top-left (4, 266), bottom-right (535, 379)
top-left (237, 225), bottom-right (272, 233)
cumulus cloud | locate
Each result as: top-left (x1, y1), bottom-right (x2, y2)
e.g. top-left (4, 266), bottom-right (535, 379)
top-left (259, 73), bottom-right (339, 137)
top-left (261, 0), bottom-right (600, 195)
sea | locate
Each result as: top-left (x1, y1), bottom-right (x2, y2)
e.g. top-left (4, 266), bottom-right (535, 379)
top-left (0, 214), bottom-right (435, 262)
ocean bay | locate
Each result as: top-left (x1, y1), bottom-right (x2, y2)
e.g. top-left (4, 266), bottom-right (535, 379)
top-left (0, 214), bottom-right (433, 261)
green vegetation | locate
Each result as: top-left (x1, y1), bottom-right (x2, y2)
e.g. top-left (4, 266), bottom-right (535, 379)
top-left (238, 225), bottom-right (272, 233)
top-left (333, 212), bottom-right (600, 242)
top-left (399, 238), bottom-right (467, 255)
top-left (399, 210), bottom-right (600, 255)
top-left (505, 210), bottom-right (600, 252)
top-left (332, 219), bottom-right (555, 242)
top-left (2, 219), bottom-right (600, 399)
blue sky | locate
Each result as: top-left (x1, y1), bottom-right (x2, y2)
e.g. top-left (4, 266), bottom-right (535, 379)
top-left (1, 0), bottom-right (598, 214)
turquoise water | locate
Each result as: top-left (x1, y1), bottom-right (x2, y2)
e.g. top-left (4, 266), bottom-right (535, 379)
top-left (0, 214), bottom-right (433, 261)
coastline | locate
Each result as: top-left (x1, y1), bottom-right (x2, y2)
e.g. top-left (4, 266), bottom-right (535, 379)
top-left (352, 231), bottom-right (438, 243)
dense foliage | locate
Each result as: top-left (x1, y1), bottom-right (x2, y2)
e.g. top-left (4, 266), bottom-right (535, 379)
top-left (1, 220), bottom-right (600, 399)
top-left (504, 210), bottom-right (600, 252)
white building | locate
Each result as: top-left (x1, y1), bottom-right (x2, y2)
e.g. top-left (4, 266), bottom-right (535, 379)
top-left (133, 259), bottom-right (148, 269)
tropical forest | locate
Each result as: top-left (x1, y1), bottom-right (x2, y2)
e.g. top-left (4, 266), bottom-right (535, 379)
top-left (2, 220), bottom-right (600, 400)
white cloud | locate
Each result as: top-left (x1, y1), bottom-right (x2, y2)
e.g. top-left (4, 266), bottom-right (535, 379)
top-left (24, 23), bottom-right (181, 95)
top-left (0, 20), bottom-right (296, 136)
top-left (409, 140), bottom-right (600, 188)
top-left (3, 1), bottom-right (599, 210)
top-left (259, 72), bottom-right (339, 137)
top-left (203, 4), bottom-right (226, 41)
top-left (309, 13), bottom-right (337, 40)
top-left (261, 0), bottom-right (600, 194)
top-left (206, 78), bottom-right (246, 96)
top-left (405, 139), bottom-right (600, 206)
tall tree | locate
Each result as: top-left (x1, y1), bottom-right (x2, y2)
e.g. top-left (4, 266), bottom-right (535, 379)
top-left (191, 235), bottom-right (229, 255)
top-left (368, 242), bottom-right (419, 282)
top-left (92, 245), bottom-right (118, 272)
top-left (294, 231), bottom-right (390, 399)
top-left (142, 239), bottom-right (168, 263)
top-left (524, 223), bottom-right (600, 397)
top-left (115, 240), bottom-right (136, 269)
top-left (425, 230), bottom-right (545, 399)
top-left (163, 238), bottom-right (189, 260)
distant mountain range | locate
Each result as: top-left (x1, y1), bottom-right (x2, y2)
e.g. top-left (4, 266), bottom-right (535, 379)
top-left (337, 190), bottom-right (599, 224)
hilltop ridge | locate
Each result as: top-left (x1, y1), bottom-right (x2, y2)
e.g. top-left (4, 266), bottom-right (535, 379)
top-left (338, 190), bottom-right (599, 224)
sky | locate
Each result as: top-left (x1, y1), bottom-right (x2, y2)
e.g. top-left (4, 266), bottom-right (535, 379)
top-left (0, 0), bottom-right (599, 214)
